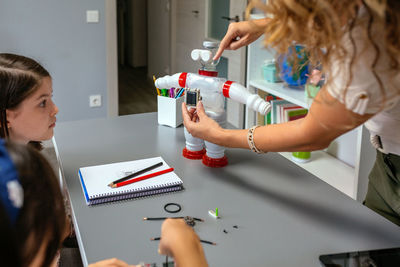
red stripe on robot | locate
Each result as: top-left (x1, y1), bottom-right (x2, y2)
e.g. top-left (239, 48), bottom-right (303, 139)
top-left (223, 81), bottom-right (234, 98)
top-left (179, 72), bottom-right (188, 88)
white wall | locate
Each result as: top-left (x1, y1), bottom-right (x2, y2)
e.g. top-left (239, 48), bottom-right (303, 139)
top-left (148, 0), bottom-right (171, 77)
top-left (0, 0), bottom-right (117, 122)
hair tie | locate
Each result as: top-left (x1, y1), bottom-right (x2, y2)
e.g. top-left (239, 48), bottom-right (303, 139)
top-left (0, 139), bottom-right (23, 224)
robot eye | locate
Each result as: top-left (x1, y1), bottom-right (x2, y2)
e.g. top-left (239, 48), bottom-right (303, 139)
top-left (200, 50), bottom-right (212, 63)
top-left (191, 49), bottom-right (201, 61)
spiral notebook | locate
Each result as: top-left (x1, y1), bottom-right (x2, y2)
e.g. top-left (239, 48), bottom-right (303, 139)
top-left (78, 156), bottom-right (183, 206)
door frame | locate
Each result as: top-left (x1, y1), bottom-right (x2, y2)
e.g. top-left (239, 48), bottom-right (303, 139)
top-left (105, 0), bottom-right (119, 117)
top-left (204, 0), bottom-right (247, 128)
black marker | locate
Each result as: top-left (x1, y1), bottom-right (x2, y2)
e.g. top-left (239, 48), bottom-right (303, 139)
top-left (108, 161), bottom-right (163, 187)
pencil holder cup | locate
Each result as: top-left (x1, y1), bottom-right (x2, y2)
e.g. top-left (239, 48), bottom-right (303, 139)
top-left (157, 95), bottom-right (184, 128)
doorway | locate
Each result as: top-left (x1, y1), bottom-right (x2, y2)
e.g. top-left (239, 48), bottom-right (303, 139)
top-left (117, 0), bottom-right (158, 115)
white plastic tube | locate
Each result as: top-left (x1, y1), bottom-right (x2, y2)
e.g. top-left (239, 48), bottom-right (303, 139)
top-left (155, 73), bottom-right (271, 115)
top-left (155, 73), bottom-right (182, 89)
top-left (203, 110), bottom-right (226, 158)
top-left (227, 83), bottom-right (271, 115)
top-left (155, 72), bottom-right (225, 94)
top-left (184, 127), bottom-right (204, 152)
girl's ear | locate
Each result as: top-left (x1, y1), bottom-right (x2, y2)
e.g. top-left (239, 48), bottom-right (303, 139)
top-left (5, 109), bottom-right (17, 128)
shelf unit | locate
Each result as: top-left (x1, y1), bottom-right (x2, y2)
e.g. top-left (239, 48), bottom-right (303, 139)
top-left (249, 80), bottom-right (313, 109)
top-left (245, 36), bottom-right (374, 201)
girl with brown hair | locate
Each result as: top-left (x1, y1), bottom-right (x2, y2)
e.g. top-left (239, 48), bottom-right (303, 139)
top-left (182, 0), bottom-right (400, 228)
top-left (0, 53), bottom-right (59, 150)
top-left (0, 140), bottom-right (67, 267)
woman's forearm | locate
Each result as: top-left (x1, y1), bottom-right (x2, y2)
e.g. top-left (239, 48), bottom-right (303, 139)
top-left (215, 118), bottom-right (329, 152)
top-left (212, 90), bottom-right (373, 153)
top-left (183, 90), bottom-right (371, 154)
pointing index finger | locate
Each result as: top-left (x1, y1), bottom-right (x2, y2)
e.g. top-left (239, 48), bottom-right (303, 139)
top-left (213, 31), bottom-right (235, 60)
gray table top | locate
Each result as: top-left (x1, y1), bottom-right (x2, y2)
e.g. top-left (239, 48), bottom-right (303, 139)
top-left (54, 112), bottom-right (400, 267)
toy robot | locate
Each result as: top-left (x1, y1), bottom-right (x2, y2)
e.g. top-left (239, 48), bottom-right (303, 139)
top-left (155, 41), bottom-right (271, 167)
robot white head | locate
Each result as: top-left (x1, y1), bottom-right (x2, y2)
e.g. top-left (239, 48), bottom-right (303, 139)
top-left (191, 41), bottom-right (220, 71)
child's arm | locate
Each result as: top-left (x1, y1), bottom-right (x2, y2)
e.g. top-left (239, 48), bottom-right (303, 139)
top-left (159, 219), bottom-right (208, 267)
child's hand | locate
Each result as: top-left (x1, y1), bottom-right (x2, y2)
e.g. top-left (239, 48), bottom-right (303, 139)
top-left (88, 258), bottom-right (136, 267)
top-left (158, 219), bottom-right (208, 267)
top-left (158, 219), bottom-right (200, 256)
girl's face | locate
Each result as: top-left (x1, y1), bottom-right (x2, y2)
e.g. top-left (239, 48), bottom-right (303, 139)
top-left (6, 77), bottom-right (58, 144)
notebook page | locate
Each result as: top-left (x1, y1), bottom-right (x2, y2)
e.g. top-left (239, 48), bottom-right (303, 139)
top-left (79, 156), bottom-right (182, 199)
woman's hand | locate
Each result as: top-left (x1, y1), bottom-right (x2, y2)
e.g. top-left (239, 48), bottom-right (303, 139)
top-left (182, 101), bottom-right (224, 143)
top-left (88, 258), bottom-right (136, 267)
top-left (158, 219), bottom-right (208, 267)
top-left (213, 19), bottom-right (269, 60)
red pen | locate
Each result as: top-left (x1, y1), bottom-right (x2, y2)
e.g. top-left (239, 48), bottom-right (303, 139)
top-left (111, 167), bottom-right (174, 188)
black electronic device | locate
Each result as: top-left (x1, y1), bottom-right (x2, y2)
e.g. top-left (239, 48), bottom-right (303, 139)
top-left (185, 88), bottom-right (201, 107)
top-left (319, 247), bottom-right (400, 267)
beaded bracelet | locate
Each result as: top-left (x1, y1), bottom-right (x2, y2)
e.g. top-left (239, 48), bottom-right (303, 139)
top-left (247, 125), bottom-right (264, 154)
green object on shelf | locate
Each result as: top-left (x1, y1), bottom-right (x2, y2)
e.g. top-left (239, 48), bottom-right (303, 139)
top-left (215, 208), bottom-right (219, 217)
top-left (292, 151), bottom-right (311, 163)
top-left (292, 151), bottom-right (310, 159)
top-left (305, 84), bottom-right (320, 98)
top-left (262, 61), bottom-right (281, 83)
top-left (265, 112), bottom-right (271, 125)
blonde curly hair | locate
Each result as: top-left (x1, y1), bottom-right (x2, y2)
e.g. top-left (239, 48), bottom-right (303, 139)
top-left (247, 0), bottom-right (400, 108)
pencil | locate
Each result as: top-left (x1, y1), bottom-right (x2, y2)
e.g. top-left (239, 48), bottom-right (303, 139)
top-left (112, 167), bottom-right (174, 188)
top-left (153, 75), bottom-right (161, 96)
top-left (143, 217), bottom-right (204, 222)
top-left (108, 162), bottom-right (163, 187)
top-left (150, 237), bottom-right (216, 245)
top-left (199, 240), bottom-right (216, 245)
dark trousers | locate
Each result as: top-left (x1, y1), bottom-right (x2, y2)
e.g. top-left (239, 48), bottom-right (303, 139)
top-left (364, 150), bottom-right (400, 226)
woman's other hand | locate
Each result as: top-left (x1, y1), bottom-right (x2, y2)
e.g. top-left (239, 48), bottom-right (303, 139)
top-left (182, 101), bottom-right (223, 142)
top-left (213, 19), bottom-right (269, 60)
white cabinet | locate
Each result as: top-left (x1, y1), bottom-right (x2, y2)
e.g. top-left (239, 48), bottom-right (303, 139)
top-left (245, 36), bottom-right (375, 201)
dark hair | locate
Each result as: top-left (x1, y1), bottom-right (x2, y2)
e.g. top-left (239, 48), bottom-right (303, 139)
top-left (5, 142), bottom-right (66, 267)
top-left (0, 53), bottom-right (51, 150)
top-left (0, 201), bottom-right (21, 267)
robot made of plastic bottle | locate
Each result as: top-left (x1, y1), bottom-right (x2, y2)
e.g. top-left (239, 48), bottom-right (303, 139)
top-left (155, 41), bottom-right (271, 167)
